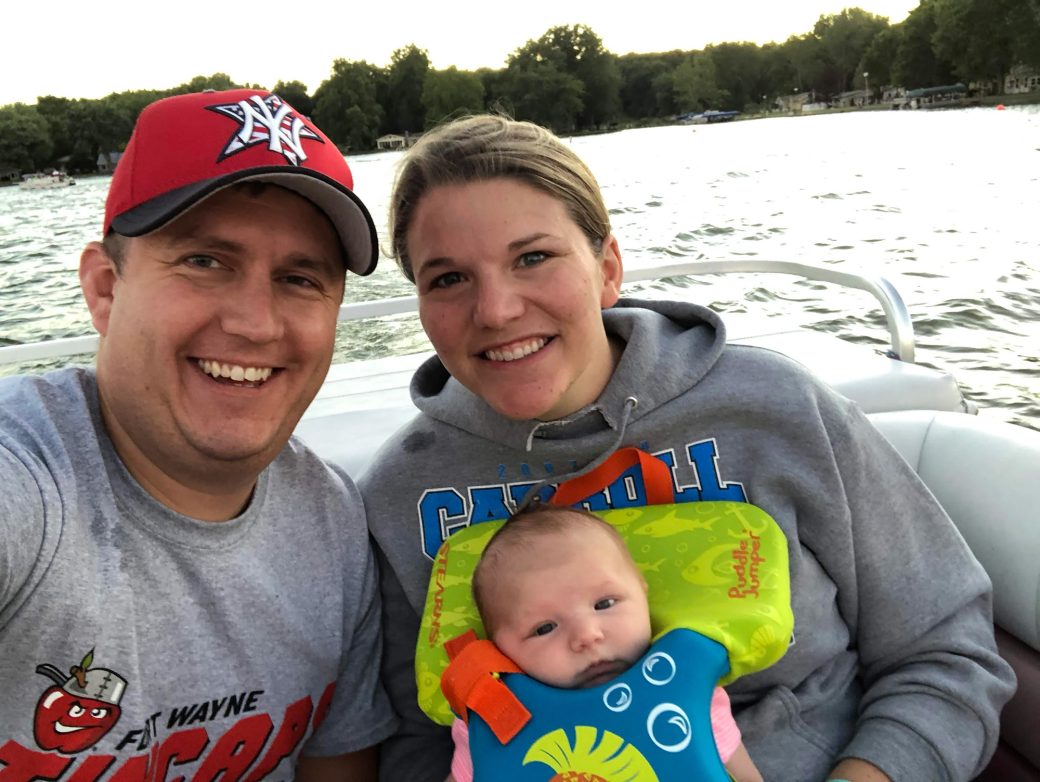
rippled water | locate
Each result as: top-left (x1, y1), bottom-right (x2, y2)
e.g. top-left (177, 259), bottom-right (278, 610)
top-left (1, 107), bottom-right (1037, 429)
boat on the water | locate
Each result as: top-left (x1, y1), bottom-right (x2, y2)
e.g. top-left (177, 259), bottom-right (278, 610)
top-left (1, 259), bottom-right (1036, 780)
top-left (678, 109), bottom-right (741, 125)
top-left (904, 83), bottom-right (971, 110)
top-left (19, 171), bottom-right (76, 189)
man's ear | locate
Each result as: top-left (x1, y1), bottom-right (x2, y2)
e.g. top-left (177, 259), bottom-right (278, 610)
top-left (599, 234), bottom-right (624, 309)
top-left (79, 241), bottom-right (119, 337)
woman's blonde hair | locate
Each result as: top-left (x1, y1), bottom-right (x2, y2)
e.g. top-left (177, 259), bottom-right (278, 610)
top-left (388, 114), bottom-right (612, 282)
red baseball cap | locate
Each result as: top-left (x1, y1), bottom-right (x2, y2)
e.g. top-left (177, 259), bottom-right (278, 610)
top-left (104, 89), bottom-right (378, 275)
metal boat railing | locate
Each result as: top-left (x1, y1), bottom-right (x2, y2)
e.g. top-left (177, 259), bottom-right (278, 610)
top-left (0, 260), bottom-right (915, 366)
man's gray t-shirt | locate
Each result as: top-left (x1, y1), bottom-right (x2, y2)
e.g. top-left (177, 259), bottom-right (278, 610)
top-left (0, 368), bottom-right (395, 778)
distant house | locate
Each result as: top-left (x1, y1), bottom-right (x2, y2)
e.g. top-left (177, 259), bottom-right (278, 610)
top-left (1005, 65), bottom-right (1040, 94)
top-left (881, 86), bottom-right (907, 109)
top-left (832, 89), bottom-right (868, 108)
top-left (376, 134), bottom-right (407, 151)
top-left (97, 151), bottom-right (122, 173)
top-left (778, 91), bottom-right (810, 114)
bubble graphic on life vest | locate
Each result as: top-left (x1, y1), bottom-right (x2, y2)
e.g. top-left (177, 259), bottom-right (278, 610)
top-left (646, 703), bottom-right (693, 753)
top-left (602, 682), bottom-right (633, 712)
top-left (642, 651), bottom-right (677, 686)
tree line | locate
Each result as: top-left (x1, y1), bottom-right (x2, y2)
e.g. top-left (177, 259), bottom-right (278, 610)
top-left (2, 0), bottom-right (1038, 176)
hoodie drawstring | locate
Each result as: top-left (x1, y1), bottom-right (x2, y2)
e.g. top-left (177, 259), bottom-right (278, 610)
top-left (516, 396), bottom-right (639, 513)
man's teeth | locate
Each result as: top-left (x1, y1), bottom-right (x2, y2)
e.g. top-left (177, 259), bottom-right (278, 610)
top-left (197, 359), bottom-right (272, 383)
top-left (485, 338), bottom-right (547, 362)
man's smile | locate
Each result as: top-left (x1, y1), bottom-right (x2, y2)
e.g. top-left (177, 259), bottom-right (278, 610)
top-left (196, 358), bottom-right (275, 384)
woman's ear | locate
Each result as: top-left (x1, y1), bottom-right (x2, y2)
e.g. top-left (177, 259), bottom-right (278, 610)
top-left (599, 234), bottom-right (624, 308)
top-left (79, 241), bottom-right (119, 337)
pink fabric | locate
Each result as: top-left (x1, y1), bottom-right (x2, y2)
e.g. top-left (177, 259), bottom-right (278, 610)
top-left (710, 684), bottom-right (741, 762)
top-left (449, 685), bottom-right (741, 780)
top-left (450, 716), bottom-right (474, 782)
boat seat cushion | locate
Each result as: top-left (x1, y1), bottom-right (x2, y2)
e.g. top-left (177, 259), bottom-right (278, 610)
top-left (869, 410), bottom-right (1040, 779)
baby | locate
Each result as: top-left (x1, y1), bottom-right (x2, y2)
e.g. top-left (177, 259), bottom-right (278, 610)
top-left (447, 505), bottom-right (762, 782)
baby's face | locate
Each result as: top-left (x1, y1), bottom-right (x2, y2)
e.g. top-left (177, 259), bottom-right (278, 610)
top-left (488, 525), bottom-right (651, 689)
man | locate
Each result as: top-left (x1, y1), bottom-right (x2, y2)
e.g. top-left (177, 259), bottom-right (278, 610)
top-left (0, 90), bottom-right (395, 780)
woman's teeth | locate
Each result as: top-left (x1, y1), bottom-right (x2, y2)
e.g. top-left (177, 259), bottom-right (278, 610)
top-left (484, 338), bottom-right (547, 362)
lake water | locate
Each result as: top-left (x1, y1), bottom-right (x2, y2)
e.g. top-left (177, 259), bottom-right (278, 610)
top-left (1, 107), bottom-right (1037, 430)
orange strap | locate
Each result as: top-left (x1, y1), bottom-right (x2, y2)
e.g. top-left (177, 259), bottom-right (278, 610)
top-left (549, 446), bottom-right (675, 507)
top-left (441, 631), bottom-right (531, 744)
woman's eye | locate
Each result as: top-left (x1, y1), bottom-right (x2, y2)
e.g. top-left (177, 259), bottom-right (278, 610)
top-left (533, 622), bottom-right (557, 637)
top-left (430, 271), bottom-right (464, 289)
top-left (595, 598), bottom-right (617, 611)
top-left (518, 251), bottom-right (548, 267)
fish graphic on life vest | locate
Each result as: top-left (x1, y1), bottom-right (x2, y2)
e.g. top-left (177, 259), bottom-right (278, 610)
top-left (33, 649), bottom-right (127, 753)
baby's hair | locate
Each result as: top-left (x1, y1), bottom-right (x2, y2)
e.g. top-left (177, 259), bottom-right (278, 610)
top-left (472, 505), bottom-right (633, 635)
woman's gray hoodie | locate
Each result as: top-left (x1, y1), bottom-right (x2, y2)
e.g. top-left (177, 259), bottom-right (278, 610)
top-left (360, 298), bottom-right (1014, 782)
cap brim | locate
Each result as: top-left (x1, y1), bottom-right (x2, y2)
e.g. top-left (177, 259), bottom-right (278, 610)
top-left (109, 167), bottom-right (378, 276)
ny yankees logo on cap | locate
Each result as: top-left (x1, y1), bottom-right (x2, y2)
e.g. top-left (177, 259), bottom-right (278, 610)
top-left (207, 94), bottom-right (322, 166)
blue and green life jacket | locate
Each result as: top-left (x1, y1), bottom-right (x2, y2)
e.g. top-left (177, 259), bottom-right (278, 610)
top-left (416, 449), bottom-right (794, 781)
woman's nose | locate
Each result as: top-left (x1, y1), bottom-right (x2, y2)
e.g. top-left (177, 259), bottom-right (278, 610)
top-left (473, 279), bottom-right (524, 329)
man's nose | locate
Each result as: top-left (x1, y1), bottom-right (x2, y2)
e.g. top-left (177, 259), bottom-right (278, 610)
top-left (220, 277), bottom-right (284, 343)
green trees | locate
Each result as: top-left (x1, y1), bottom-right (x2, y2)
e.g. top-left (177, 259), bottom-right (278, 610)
top-left (312, 60), bottom-right (384, 151)
top-left (891, 2), bottom-right (957, 88)
top-left (672, 52), bottom-right (725, 113)
top-left (3, 7), bottom-right (1039, 175)
top-left (503, 25), bottom-right (621, 131)
top-left (386, 46), bottom-right (431, 134)
top-left (422, 67), bottom-right (485, 128)
top-left (0, 104), bottom-right (52, 174)
top-left (933, 0), bottom-right (1017, 86)
top-left (813, 9), bottom-right (890, 93)
top-left (272, 80), bottom-right (314, 117)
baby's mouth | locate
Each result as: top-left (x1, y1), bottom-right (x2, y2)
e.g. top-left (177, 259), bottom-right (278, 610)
top-left (577, 660), bottom-right (625, 688)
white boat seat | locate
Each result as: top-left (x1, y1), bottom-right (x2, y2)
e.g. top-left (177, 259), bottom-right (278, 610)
top-left (296, 330), bottom-right (970, 477)
top-left (734, 330), bottom-right (969, 415)
top-left (869, 410), bottom-right (1040, 781)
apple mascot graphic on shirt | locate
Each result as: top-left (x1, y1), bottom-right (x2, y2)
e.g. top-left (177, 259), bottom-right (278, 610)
top-left (33, 649), bottom-right (127, 753)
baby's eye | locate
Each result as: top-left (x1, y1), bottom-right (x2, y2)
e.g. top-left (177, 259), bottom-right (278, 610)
top-left (533, 622), bottom-right (557, 637)
top-left (595, 598), bottom-right (617, 611)
top-left (517, 251), bottom-right (548, 267)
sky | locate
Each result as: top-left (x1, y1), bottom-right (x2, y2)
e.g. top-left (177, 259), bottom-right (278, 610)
top-left (3, 0), bottom-right (919, 107)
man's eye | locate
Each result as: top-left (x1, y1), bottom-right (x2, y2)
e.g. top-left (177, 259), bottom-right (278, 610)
top-left (518, 251), bottom-right (547, 267)
top-left (184, 255), bottom-right (223, 270)
top-left (595, 598), bottom-right (617, 611)
top-left (283, 274), bottom-right (318, 289)
top-left (533, 622), bottom-right (556, 637)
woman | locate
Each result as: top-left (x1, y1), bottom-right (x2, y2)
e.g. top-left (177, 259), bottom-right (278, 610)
top-left (360, 115), bottom-right (1014, 782)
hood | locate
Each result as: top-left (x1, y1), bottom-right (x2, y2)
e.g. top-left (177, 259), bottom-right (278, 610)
top-left (409, 297), bottom-right (727, 452)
